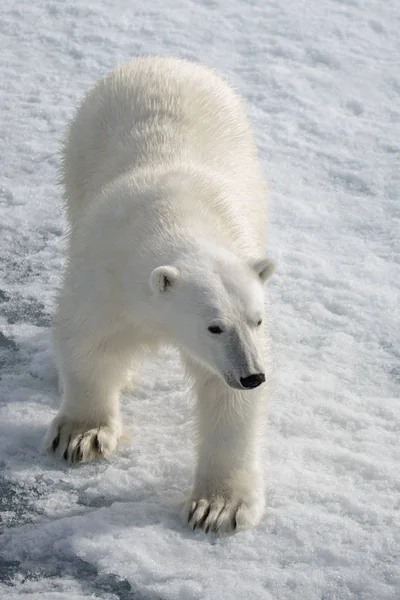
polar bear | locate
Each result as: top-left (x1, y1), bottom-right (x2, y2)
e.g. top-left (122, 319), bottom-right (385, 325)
top-left (44, 57), bottom-right (275, 534)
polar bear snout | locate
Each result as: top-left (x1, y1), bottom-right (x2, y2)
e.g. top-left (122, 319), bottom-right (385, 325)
top-left (224, 371), bottom-right (266, 390)
top-left (240, 373), bottom-right (265, 389)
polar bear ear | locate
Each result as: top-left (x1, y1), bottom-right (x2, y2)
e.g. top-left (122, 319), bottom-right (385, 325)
top-left (250, 258), bottom-right (276, 283)
top-left (149, 266), bottom-right (180, 293)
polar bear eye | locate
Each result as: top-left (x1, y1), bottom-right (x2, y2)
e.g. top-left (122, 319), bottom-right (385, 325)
top-left (257, 319), bottom-right (262, 327)
top-left (208, 325), bottom-right (223, 334)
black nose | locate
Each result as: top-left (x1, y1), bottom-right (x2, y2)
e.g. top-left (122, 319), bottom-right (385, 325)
top-left (240, 373), bottom-right (265, 389)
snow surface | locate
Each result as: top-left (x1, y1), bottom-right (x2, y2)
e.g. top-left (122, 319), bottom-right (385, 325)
top-left (0, 0), bottom-right (399, 598)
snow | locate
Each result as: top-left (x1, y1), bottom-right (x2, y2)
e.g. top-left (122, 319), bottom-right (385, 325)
top-left (0, 0), bottom-right (399, 598)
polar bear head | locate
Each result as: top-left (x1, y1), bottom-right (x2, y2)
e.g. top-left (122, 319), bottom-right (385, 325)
top-left (149, 250), bottom-right (275, 390)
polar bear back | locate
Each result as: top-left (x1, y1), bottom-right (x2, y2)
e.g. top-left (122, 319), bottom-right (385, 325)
top-left (61, 57), bottom-right (267, 249)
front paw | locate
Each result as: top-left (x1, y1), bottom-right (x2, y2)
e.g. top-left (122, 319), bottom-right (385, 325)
top-left (182, 491), bottom-right (264, 534)
top-left (43, 414), bottom-right (121, 463)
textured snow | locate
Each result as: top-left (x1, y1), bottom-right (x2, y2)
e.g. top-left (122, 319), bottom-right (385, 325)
top-left (0, 0), bottom-right (399, 598)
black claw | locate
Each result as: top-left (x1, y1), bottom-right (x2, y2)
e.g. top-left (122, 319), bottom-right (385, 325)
top-left (188, 502), bottom-right (197, 523)
top-left (51, 429), bottom-right (60, 452)
top-left (205, 523), bottom-right (211, 534)
top-left (193, 505), bottom-right (212, 532)
top-left (72, 434), bottom-right (84, 463)
top-left (76, 444), bottom-right (83, 463)
top-left (197, 505), bottom-right (211, 530)
top-left (208, 504), bottom-right (225, 534)
top-left (232, 502), bottom-right (242, 530)
top-left (93, 433), bottom-right (100, 452)
top-left (63, 435), bottom-right (71, 461)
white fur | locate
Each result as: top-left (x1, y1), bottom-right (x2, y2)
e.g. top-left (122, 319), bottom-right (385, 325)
top-left (44, 57), bottom-right (275, 534)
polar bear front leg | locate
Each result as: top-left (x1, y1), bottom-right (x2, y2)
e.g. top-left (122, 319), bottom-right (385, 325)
top-left (182, 373), bottom-right (266, 534)
top-left (44, 359), bottom-right (124, 464)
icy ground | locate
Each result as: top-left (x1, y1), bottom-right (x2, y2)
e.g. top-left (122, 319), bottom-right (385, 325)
top-left (0, 0), bottom-right (399, 598)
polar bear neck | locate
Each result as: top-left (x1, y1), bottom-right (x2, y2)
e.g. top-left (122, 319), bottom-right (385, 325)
top-left (87, 165), bottom-right (255, 258)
